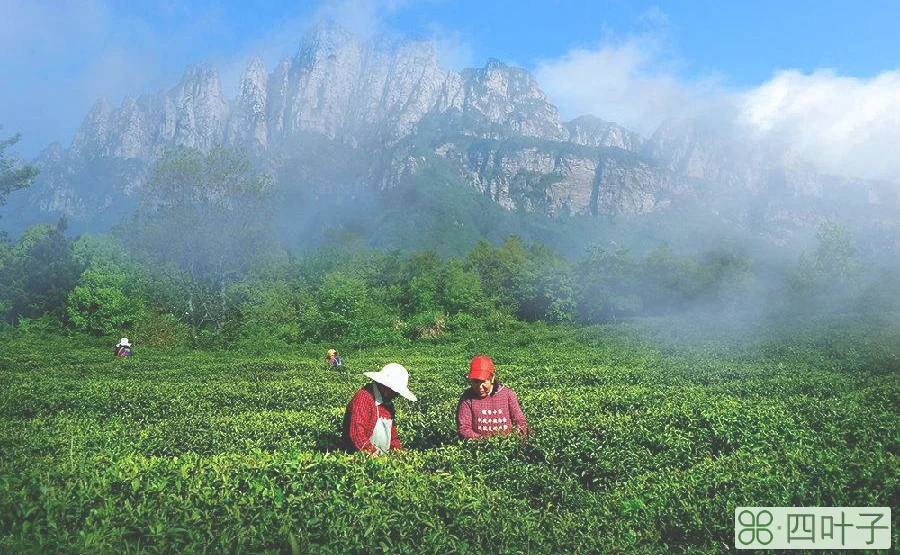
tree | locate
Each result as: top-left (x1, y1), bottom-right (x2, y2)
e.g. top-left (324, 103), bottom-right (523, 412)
top-left (789, 219), bottom-right (861, 301)
top-left (515, 243), bottom-right (577, 323)
top-left (66, 266), bottom-right (144, 335)
top-left (465, 237), bottom-right (528, 313)
top-left (0, 220), bottom-right (82, 322)
top-left (440, 258), bottom-right (489, 316)
top-left (810, 220), bottom-right (858, 281)
top-left (222, 279), bottom-right (317, 346)
top-left (401, 251), bottom-right (443, 316)
top-left (316, 272), bottom-right (399, 346)
top-left (693, 250), bottom-right (753, 312)
top-left (125, 146), bottom-right (275, 279)
top-left (119, 146), bottom-right (276, 330)
top-left (0, 128), bottom-right (39, 218)
top-left (576, 245), bottom-right (642, 322)
top-left (640, 243), bottom-right (700, 312)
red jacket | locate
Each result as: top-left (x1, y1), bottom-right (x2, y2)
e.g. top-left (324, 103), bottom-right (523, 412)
top-left (341, 384), bottom-right (403, 453)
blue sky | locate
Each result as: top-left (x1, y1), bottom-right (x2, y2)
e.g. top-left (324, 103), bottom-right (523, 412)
top-left (388, 0), bottom-right (900, 84)
top-left (2, 0), bottom-right (898, 180)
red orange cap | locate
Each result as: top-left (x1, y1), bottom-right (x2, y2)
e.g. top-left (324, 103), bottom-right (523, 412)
top-left (468, 355), bottom-right (494, 380)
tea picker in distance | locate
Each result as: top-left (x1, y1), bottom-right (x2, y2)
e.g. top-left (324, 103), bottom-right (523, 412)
top-left (342, 363), bottom-right (417, 456)
top-left (326, 348), bottom-right (342, 367)
top-left (114, 337), bottom-right (133, 358)
top-left (456, 355), bottom-right (527, 439)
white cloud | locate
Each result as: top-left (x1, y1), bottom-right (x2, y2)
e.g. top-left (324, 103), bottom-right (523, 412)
top-left (311, 0), bottom-right (425, 39)
top-left (738, 70), bottom-right (900, 182)
top-left (426, 23), bottom-right (475, 71)
top-left (636, 6), bottom-right (671, 29)
top-left (1, 0), bottom-right (458, 157)
top-left (534, 31), bottom-right (900, 184)
top-left (313, 0), bottom-right (387, 39)
top-left (0, 0), bottom-right (158, 154)
top-left (220, 0), bottom-right (469, 98)
top-left (0, 0), bottom-right (219, 155)
top-left (534, 32), bottom-right (724, 137)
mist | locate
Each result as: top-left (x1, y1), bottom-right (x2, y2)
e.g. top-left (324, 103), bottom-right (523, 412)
top-left (535, 31), bottom-right (900, 184)
top-left (1, 3), bottom-right (897, 352)
top-left (526, 21), bottom-right (899, 343)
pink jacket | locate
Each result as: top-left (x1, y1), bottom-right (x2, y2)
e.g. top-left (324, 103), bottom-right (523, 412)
top-left (456, 383), bottom-right (527, 439)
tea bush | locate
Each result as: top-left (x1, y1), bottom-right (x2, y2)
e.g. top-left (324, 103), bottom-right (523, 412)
top-left (0, 317), bottom-right (897, 553)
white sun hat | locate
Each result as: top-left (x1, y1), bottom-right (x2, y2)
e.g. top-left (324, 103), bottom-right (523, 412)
top-left (118, 338), bottom-right (131, 347)
top-left (364, 363), bottom-right (417, 402)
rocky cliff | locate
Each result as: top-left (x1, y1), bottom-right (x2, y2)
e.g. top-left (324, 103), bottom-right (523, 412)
top-left (9, 22), bottom-right (896, 241)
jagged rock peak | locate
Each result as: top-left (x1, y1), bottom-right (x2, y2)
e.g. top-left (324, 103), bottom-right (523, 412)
top-left (236, 57), bottom-right (268, 104)
top-left (178, 62), bottom-right (221, 84)
top-left (71, 98), bottom-right (115, 155)
top-left (565, 115), bottom-right (644, 152)
top-left (293, 21), bottom-right (440, 69)
top-left (645, 117), bottom-right (770, 189)
top-left (484, 58), bottom-right (507, 70)
top-left (169, 62), bottom-right (229, 150)
top-left (228, 57), bottom-right (269, 152)
top-left (464, 59), bottom-right (536, 88)
top-left (87, 98), bottom-right (113, 118)
top-left (294, 20), bottom-right (358, 65)
top-left (242, 57), bottom-right (267, 80)
top-left (171, 62), bottom-right (229, 112)
top-left (452, 58), bottom-right (567, 140)
top-left (35, 142), bottom-right (65, 166)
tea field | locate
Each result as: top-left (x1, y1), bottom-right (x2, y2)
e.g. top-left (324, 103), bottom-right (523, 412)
top-left (1, 316), bottom-right (898, 553)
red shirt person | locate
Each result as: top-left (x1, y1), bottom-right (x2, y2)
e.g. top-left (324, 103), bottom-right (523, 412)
top-left (114, 337), bottom-right (132, 358)
top-left (456, 355), bottom-right (527, 439)
top-left (341, 363), bottom-right (417, 455)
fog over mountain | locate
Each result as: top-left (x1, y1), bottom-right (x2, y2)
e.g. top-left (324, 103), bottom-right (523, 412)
top-left (5, 22), bottom-right (898, 256)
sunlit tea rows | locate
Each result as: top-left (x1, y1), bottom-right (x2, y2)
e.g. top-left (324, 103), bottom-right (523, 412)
top-left (1, 320), bottom-right (897, 553)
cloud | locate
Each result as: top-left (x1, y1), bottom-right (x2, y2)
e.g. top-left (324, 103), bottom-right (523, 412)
top-left (534, 34), bottom-right (714, 136)
top-left (425, 23), bottom-right (475, 71)
top-left (0, 0), bottom-right (110, 58)
top-left (310, 0), bottom-right (425, 39)
top-left (534, 28), bottom-right (900, 184)
top-left (220, 0), bottom-right (467, 97)
top-left (737, 70), bottom-right (900, 183)
top-left (0, 0), bottom-right (214, 156)
top-left (637, 6), bottom-right (671, 28)
top-left (312, 0), bottom-right (387, 39)
top-left (2, 0), bottom-right (462, 158)
top-left (219, 0), bottom-right (426, 97)
top-left (533, 18), bottom-right (730, 138)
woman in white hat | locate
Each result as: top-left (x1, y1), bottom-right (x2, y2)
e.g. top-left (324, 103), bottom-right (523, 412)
top-left (341, 363), bottom-right (417, 455)
top-left (114, 337), bottom-right (133, 358)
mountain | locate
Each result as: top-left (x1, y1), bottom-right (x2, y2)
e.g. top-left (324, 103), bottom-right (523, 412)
top-left (5, 22), bottom-right (897, 253)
